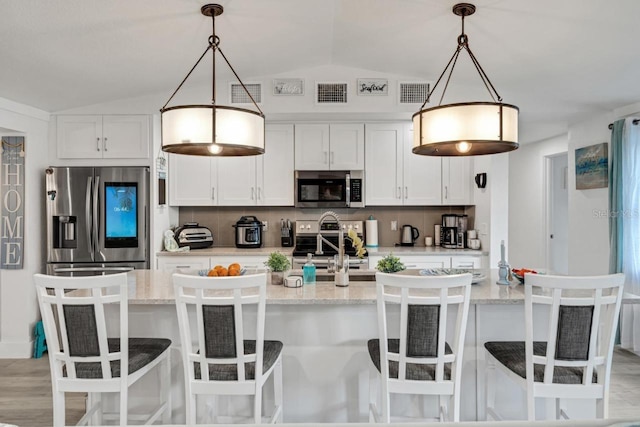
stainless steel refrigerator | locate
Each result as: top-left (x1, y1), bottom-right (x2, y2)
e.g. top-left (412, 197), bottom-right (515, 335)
top-left (45, 166), bottom-right (150, 276)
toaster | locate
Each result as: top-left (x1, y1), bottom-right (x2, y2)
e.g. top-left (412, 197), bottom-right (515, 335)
top-left (174, 222), bottom-right (213, 249)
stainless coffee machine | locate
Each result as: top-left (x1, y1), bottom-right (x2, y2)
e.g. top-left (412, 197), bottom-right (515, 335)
top-left (441, 214), bottom-right (458, 249)
top-left (441, 214), bottom-right (469, 249)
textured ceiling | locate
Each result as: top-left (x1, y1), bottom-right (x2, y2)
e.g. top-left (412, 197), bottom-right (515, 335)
top-left (1, 0), bottom-right (639, 143)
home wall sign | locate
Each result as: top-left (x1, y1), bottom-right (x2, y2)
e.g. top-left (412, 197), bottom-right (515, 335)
top-left (357, 78), bottom-right (388, 96)
top-left (0, 137), bottom-right (25, 269)
top-left (575, 142), bottom-right (608, 190)
top-left (273, 78), bottom-right (304, 96)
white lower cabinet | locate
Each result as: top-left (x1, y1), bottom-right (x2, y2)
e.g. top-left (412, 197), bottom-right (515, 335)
top-left (369, 254), bottom-right (482, 270)
top-left (157, 255), bottom-right (269, 272)
top-left (157, 256), bottom-right (211, 272)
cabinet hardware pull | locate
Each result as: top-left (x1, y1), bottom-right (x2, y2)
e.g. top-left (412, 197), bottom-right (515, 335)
top-left (96, 137), bottom-right (100, 151)
top-left (324, 151), bottom-right (328, 164)
top-left (445, 186), bottom-right (448, 200)
top-left (257, 187), bottom-right (262, 200)
top-left (404, 186), bottom-right (408, 198)
top-left (330, 151), bottom-right (334, 164)
top-left (406, 264), bottom-right (417, 268)
top-left (251, 187), bottom-right (255, 200)
top-left (211, 187), bottom-right (215, 200)
top-left (103, 137), bottom-right (108, 151)
top-left (397, 186), bottom-right (401, 199)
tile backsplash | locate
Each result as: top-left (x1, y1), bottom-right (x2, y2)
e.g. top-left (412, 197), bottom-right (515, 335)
top-left (178, 206), bottom-right (475, 248)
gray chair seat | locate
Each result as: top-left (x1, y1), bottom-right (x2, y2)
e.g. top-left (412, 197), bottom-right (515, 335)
top-left (484, 341), bottom-right (597, 384)
top-left (195, 340), bottom-right (283, 381)
top-left (69, 338), bottom-right (171, 379)
top-left (368, 339), bottom-right (452, 381)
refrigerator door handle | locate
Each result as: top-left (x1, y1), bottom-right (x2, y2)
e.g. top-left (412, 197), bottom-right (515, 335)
top-left (53, 266), bottom-right (134, 274)
top-left (85, 176), bottom-right (94, 262)
top-left (93, 175), bottom-right (100, 260)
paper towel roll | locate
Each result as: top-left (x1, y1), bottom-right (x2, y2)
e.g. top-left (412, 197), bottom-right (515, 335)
top-left (434, 224), bottom-right (441, 246)
top-left (365, 219), bottom-right (378, 247)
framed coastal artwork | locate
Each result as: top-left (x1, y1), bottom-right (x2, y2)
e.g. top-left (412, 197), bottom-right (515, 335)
top-left (575, 142), bottom-right (608, 190)
top-left (357, 78), bottom-right (388, 96)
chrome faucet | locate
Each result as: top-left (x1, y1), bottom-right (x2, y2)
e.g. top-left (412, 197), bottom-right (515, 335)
top-left (316, 211), bottom-right (344, 271)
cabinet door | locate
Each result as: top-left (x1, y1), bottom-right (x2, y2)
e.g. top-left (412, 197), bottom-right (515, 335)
top-left (102, 115), bottom-right (150, 159)
top-left (364, 123), bottom-right (403, 206)
top-left (168, 154), bottom-right (216, 206)
top-left (217, 156), bottom-right (257, 206)
top-left (259, 124), bottom-right (294, 206)
top-left (157, 256), bottom-right (211, 272)
top-left (330, 124), bottom-right (365, 170)
top-left (57, 115), bottom-right (103, 159)
top-left (402, 124), bottom-right (442, 205)
top-left (443, 157), bottom-right (473, 205)
top-left (211, 256), bottom-right (268, 271)
top-left (400, 256), bottom-right (451, 269)
top-left (451, 256), bottom-right (482, 269)
top-left (294, 124), bottom-right (330, 170)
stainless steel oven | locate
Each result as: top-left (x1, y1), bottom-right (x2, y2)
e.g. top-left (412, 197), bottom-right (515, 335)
top-left (294, 170), bottom-right (364, 208)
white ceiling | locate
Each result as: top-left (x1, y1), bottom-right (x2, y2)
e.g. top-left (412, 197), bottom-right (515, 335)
top-left (1, 0), bottom-right (639, 143)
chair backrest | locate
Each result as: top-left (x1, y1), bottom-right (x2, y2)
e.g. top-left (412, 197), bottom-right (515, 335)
top-left (375, 272), bottom-right (472, 385)
top-left (524, 273), bottom-right (625, 386)
top-left (173, 272), bottom-right (267, 384)
top-left (34, 273), bottom-right (129, 384)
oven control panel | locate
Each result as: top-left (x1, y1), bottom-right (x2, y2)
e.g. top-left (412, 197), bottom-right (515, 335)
top-left (296, 220), bottom-right (363, 235)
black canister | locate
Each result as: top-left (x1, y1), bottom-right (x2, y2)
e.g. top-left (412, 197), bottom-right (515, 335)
top-left (233, 216), bottom-right (263, 248)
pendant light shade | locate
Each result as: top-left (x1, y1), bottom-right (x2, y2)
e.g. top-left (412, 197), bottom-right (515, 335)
top-left (161, 105), bottom-right (264, 156)
top-left (413, 3), bottom-right (519, 156)
top-left (160, 4), bottom-right (265, 156)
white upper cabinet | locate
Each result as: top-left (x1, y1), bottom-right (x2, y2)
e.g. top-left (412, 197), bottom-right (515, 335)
top-left (168, 154), bottom-right (217, 206)
top-left (169, 124), bottom-right (294, 207)
top-left (365, 123), bottom-right (441, 206)
top-left (295, 124), bottom-right (364, 170)
top-left (57, 115), bottom-right (149, 159)
top-left (442, 157), bottom-right (473, 205)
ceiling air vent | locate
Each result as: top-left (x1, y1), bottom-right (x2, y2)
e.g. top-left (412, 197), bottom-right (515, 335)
top-left (229, 82), bottom-right (262, 104)
top-left (316, 82), bottom-right (348, 104)
top-left (399, 82), bottom-right (430, 104)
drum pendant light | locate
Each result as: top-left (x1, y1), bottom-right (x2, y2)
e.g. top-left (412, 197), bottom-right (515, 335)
top-left (160, 4), bottom-right (265, 156)
top-left (413, 3), bottom-right (519, 156)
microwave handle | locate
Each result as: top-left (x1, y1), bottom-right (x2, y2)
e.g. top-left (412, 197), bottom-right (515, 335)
top-left (345, 173), bottom-right (351, 207)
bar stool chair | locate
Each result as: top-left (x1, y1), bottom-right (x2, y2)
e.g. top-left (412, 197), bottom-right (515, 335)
top-left (484, 273), bottom-right (625, 421)
top-left (368, 271), bottom-right (472, 423)
top-left (34, 273), bottom-right (172, 426)
top-left (173, 272), bottom-right (283, 424)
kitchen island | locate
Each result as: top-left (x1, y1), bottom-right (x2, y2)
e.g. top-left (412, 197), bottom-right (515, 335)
top-left (120, 270), bottom-right (636, 423)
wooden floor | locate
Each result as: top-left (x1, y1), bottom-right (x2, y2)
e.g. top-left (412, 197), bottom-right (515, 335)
top-left (0, 348), bottom-right (639, 425)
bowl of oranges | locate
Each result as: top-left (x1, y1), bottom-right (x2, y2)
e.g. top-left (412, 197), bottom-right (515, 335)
top-left (198, 263), bottom-right (245, 277)
top-left (511, 268), bottom-right (537, 284)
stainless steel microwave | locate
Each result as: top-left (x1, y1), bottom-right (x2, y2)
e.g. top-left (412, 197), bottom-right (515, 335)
top-left (294, 170), bottom-right (364, 208)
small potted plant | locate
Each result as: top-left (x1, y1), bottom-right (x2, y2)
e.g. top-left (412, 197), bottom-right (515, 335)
top-left (376, 253), bottom-right (405, 273)
top-left (264, 251), bottom-right (291, 285)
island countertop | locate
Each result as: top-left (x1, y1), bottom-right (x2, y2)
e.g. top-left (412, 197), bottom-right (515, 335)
top-left (128, 269), bottom-right (524, 305)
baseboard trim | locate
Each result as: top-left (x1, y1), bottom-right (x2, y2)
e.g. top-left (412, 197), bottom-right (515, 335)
top-left (0, 340), bottom-right (34, 358)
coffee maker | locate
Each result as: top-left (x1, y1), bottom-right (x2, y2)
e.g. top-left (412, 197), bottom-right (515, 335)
top-left (441, 214), bottom-right (458, 249)
top-left (456, 215), bottom-right (468, 249)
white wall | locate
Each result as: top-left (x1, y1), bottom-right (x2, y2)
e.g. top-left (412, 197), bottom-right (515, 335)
top-left (0, 97), bottom-right (50, 357)
top-left (509, 134), bottom-right (568, 269)
top-left (567, 112), bottom-right (614, 275)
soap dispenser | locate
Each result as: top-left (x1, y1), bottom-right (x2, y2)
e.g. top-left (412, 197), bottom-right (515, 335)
top-left (303, 253), bottom-right (316, 285)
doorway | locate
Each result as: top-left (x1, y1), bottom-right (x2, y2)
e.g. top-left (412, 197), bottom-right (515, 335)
top-left (545, 153), bottom-right (569, 274)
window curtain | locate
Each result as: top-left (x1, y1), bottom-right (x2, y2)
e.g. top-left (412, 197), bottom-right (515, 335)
top-left (609, 117), bottom-right (640, 354)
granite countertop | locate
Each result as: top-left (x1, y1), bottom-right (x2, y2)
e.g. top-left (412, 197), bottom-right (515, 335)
top-left (126, 269), bottom-right (526, 305)
top-left (156, 246), bottom-right (486, 257)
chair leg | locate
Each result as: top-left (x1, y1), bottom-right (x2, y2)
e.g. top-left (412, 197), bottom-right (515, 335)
top-left (119, 386), bottom-right (128, 426)
top-left (87, 392), bottom-right (103, 425)
top-left (596, 396), bottom-right (607, 419)
top-left (185, 389), bottom-right (197, 425)
top-left (274, 358), bottom-right (283, 423)
top-left (485, 356), bottom-right (496, 420)
top-left (53, 389), bottom-right (65, 427)
top-left (161, 352), bottom-right (172, 424)
top-left (525, 382), bottom-right (535, 421)
top-left (368, 365), bottom-right (378, 423)
top-left (254, 385), bottom-right (263, 424)
top-left (452, 384), bottom-right (460, 422)
top-left (380, 375), bottom-right (390, 423)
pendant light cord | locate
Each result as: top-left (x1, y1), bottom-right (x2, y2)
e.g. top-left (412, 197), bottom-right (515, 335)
top-left (420, 6), bottom-right (503, 109)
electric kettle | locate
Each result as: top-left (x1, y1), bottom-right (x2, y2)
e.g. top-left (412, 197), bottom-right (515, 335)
top-left (401, 225), bottom-right (420, 246)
